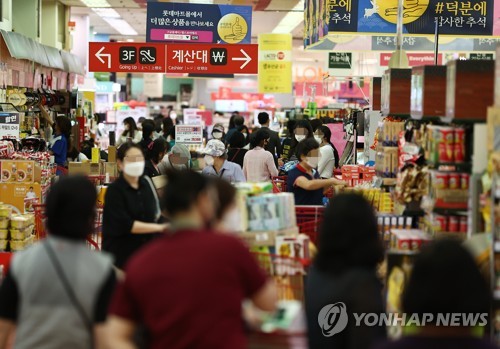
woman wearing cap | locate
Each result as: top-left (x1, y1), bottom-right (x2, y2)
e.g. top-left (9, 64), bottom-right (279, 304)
top-left (201, 140), bottom-right (246, 183)
top-left (159, 144), bottom-right (191, 173)
top-left (211, 124), bottom-right (225, 142)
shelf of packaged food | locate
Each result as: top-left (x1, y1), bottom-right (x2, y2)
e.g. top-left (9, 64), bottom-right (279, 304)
top-left (432, 207), bottom-right (468, 215)
top-left (434, 231), bottom-right (467, 240)
top-left (387, 249), bottom-right (419, 256)
top-left (427, 162), bottom-right (472, 172)
top-left (240, 227), bottom-right (300, 247)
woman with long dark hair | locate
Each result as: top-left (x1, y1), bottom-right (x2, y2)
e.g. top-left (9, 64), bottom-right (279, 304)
top-left (306, 194), bottom-right (386, 349)
top-left (315, 125), bottom-right (340, 178)
top-left (117, 117), bottom-right (142, 146)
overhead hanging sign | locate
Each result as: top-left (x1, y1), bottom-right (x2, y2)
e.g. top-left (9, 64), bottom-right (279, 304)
top-left (165, 43), bottom-right (257, 74)
top-left (89, 42), bottom-right (258, 75)
top-left (328, 52), bottom-right (352, 69)
top-left (146, 2), bottom-right (252, 44)
top-left (304, 0), bottom-right (329, 47)
top-left (326, 0), bottom-right (498, 37)
top-left (258, 34), bottom-right (292, 94)
top-left (380, 53), bottom-right (443, 66)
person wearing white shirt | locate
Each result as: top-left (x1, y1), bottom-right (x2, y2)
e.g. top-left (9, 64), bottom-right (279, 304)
top-left (315, 126), bottom-right (340, 179)
top-left (243, 129), bottom-right (278, 182)
top-left (117, 117), bottom-right (142, 146)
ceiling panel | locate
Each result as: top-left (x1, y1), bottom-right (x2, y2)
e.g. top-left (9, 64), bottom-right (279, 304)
top-left (64, 0), bottom-right (304, 45)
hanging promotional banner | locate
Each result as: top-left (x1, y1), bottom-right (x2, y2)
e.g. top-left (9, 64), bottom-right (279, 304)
top-left (304, 0), bottom-right (330, 47)
top-left (147, 2), bottom-right (252, 44)
top-left (258, 34), bottom-right (292, 94)
top-left (326, 0), bottom-right (498, 37)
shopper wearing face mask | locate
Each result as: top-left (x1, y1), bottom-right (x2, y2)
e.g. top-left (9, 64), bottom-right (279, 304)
top-left (315, 126), bottom-right (340, 179)
top-left (117, 117), bottom-right (142, 146)
top-left (211, 124), bottom-right (225, 142)
top-left (243, 129), bottom-right (279, 182)
top-left (201, 139), bottom-right (246, 183)
top-left (144, 138), bottom-right (169, 178)
top-left (280, 119), bottom-right (314, 165)
top-left (159, 143), bottom-right (191, 173)
top-left (102, 143), bottom-right (167, 269)
top-left (287, 138), bottom-right (347, 205)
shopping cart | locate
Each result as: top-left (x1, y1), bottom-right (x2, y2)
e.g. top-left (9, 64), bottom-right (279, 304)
top-left (295, 206), bottom-right (325, 245)
top-left (272, 176), bottom-right (288, 193)
top-left (33, 204), bottom-right (103, 250)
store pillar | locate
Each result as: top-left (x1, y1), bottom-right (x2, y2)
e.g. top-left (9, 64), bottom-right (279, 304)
top-left (41, 0), bottom-right (68, 49)
top-left (12, 0), bottom-right (40, 41)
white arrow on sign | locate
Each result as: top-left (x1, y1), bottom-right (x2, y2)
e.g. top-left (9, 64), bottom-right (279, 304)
top-left (231, 49), bottom-right (251, 69)
top-left (96, 46), bottom-right (111, 69)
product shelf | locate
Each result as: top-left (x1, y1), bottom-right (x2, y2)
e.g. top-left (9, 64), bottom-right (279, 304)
top-left (427, 162), bottom-right (472, 172)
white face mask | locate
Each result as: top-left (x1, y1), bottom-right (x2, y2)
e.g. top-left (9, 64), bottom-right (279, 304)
top-left (314, 136), bottom-right (323, 144)
top-left (123, 161), bottom-right (145, 177)
top-left (306, 157), bottom-right (320, 168)
top-left (295, 135), bottom-right (306, 142)
top-left (213, 132), bottom-right (223, 139)
top-left (173, 164), bottom-right (186, 170)
top-left (204, 155), bottom-right (215, 166)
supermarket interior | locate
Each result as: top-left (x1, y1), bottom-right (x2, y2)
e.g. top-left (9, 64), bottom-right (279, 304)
top-left (0, 0), bottom-right (499, 348)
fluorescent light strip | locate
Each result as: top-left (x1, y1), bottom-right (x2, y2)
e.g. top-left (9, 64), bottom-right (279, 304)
top-left (81, 0), bottom-right (111, 7)
top-left (93, 8), bottom-right (121, 18)
top-left (101, 17), bottom-right (138, 35)
top-left (189, 0), bottom-right (214, 3)
top-left (272, 0), bottom-right (304, 34)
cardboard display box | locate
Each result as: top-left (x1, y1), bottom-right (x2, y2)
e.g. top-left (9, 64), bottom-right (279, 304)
top-left (446, 60), bottom-right (494, 121)
top-left (68, 161), bottom-right (101, 176)
top-left (382, 69), bottom-right (412, 116)
top-left (0, 182), bottom-right (42, 214)
top-left (240, 227), bottom-right (299, 247)
top-left (0, 160), bottom-right (35, 183)
top-left (411, 65), bottom-right (447, 119)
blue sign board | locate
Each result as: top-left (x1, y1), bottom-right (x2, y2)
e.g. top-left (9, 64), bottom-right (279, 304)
top-left (147, 2), bottom-right (252, 44)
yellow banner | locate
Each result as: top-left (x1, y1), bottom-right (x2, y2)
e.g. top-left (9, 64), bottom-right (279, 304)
top-left (258, 34), bottom-right (292, 94)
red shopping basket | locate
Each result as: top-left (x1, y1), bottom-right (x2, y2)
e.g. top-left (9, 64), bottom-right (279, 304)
top-left (272, 176), bottom-right (288, 193)
top-left (33, 204), bottom-right (103, 250)
top-left (295, 206), bottom-right (325, 245)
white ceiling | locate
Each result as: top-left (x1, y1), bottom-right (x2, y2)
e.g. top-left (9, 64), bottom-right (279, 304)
top-left (60, 0), bottom-right (304, 44)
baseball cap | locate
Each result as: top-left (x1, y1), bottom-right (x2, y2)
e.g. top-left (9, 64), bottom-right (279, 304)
top-left (202, 139), bottom-right (226, 157)
top-left (212, 124), bottom-right (224, 134)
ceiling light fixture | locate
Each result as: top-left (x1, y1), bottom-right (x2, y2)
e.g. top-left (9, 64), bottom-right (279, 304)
top-left (81, 0), bottom-right (111, 7)
top-left (102, 17), bottom-right (138, 36)
top-left (189, 0), bottom-right (214, 3)
top-left (272, 0), bottom-right (304, 34)
top-left (93, 8), bottom-right (121, 19)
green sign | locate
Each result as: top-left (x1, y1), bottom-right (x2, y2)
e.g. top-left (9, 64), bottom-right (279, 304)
top-left (329, 52), bottom-right (352, 69)
top-left (469, 53), bottom-right (494, 61)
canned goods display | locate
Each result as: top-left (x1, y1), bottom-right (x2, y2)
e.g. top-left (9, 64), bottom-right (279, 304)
top-left (461, 173), bottom-right (470, 190)
top-left (454, 143), bottom-right (464, 163)
top-left (434, 172), bottom-right (449, 189)
top-left (459, 216), bottom-right (468, 233)
top-left (448, 216), bottom-right (459, 232)
top-left (435, 215), bottom-right (448, 232)
top-left (448, 173), bottom-right (460, 190)
top-left (438, 143), bottom-right (452, 163)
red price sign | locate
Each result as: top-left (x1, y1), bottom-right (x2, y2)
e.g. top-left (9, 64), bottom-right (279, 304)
top-left (89, 42), bottom-right (166, 73)
top-left (89, 42), bottom-right (258, 75)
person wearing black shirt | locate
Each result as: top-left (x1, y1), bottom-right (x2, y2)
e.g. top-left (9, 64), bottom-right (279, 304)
top-left (227, 132), bottom-right (248, 168)
top-left (103, 143), bottom-right (167, 269)
top-left (258, 112), bottom-right (281, 165)
top-left (144, 138), bottom-right (168, 178)
top-left (306, 194), bottom-right (386, 349)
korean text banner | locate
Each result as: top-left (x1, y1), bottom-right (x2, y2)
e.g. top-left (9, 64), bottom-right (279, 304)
top-left (258, 34), bottom-right (293, 94)
top-left (328, 0), bottom-right (497, 37)
top-left (147, 2), bottom-right (252, 44)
